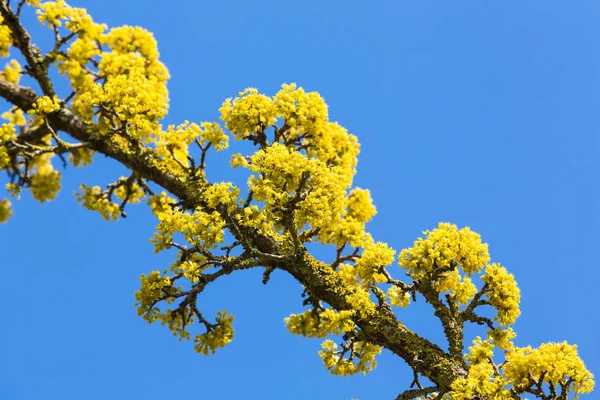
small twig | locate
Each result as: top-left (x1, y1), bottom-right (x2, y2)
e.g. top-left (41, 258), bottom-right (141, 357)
top-left (262, 267), bottom-right (274, 284)
top-left (464, 313), bottom-right (495, 330)
top-left (195, 140), bottom-right (211, 170)
top-left (221, 241), bottom-right (241, 257)
top-left (395, 386), bottom-right (438, 400)
top-left (410, 368), bottom-right (423, 389)
top-left (62, 90), bottom-right (76, 105)
top-left (15, 0), bottom-right (26, 17)
top-left (461, 283), bottom-right (489, 322)
top-left (243, 190), bottom-right (253, 208)
top-left (331, 246), bottom-right (360, 269)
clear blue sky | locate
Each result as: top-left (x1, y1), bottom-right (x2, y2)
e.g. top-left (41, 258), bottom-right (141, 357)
top-left (1, 1), bottom-right (598, 399)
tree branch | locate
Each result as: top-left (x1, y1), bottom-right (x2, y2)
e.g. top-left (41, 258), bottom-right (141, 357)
top-left (395, 386), bottom-right (438, 400)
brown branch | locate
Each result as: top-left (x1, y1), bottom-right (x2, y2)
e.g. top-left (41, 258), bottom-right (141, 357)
top-left (284, 252), bottom-right (467, 391)
top-left (0, 78), bottom-right (194, 207)
top-left (15, 0), bottom-right (26, 17)
top-left (463, 313), bottom-right (495, 330)
top-left (417, 278), bottom-right (464, 360)
top-left (395, 386), bottom-right (438, 400)
top-left (331, 246), bottom-right (360, 270)
top-left (460, 283), bottom-right (488, 323)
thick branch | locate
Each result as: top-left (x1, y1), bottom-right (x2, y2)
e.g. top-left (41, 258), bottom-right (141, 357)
top-left (417, 278), bottom-right (464, 360)
top-left (283, 252), bottom-right (467, 391)
top-left (0, 78), bottom-right (193, 203)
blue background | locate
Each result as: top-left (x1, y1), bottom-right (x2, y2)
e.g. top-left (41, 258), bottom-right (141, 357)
top-left (0, 1), bottom-right (598, 399)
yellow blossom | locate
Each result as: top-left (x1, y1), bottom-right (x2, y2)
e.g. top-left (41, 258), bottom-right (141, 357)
top-left (318, 339), bottom-right (382, 376)
top-left (193, 311), bottom-right (234, 355)
top-left (220, 88), bottom-right (277, 139)
top-left (482, 263), bottom-right (521, 325)
top-left (0, 198), bottom-right (12, 223)
top-left (1, 60), bottom-right (21, 83)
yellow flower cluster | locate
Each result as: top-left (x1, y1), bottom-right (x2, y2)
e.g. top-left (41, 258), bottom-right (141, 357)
top-left (337, 264), bottom-right (359, 286)
top-left (147, 191), bottom-right (176, 218)
top-left (0, 16), bottom-right (12, 58)
top-left (204, 182), bottom-right (239, 211)
top-left (230, 153), bottom-right (249, 168)
top-left (30, 153), bottom-right (61, 203)
top-left (220, 88), bottom-right (277, 139)
top-left (193, 311), bottom-right (234, 355)
top-left (170, 256), bottom-right (208, 284)
top-left (271, 84), bottom-right (360, 174)
top-left (152, 121), bottom-right (228, 173)
top-left (307, 121), bottom-right (360, 176)
top-left (96, 55), bottom-right (168, 139)
top-left (432, 269), bottom-right (477, 305)
top-left (5, 183), bottom-right (21, 199)
top-left (355, 241), bottom-right (395, 284)
top-left (504, 342), bottom-right (595, 397)
top-left (28, 95), bottom-right (61, 119)
top-left (221, 84), bottom-right (359, 173)
top-left (0, 123), bottom-right (16, 169)
top-left (345, 286), bottom-right (376, 319)
top-left (160, 308), bottom-right (194, 341)
top-left (65, 6), bottom-right (106, 38)
top-left (0, 198), bottom-right (11, 223)
top-left (398, 223), bottom-right (492, 305)
top-left (102, 26), bottom-right (168, 81)
top-left (54, 5), bottom-right (106, 90)
top-left (466, 336), bottom-right (495, 363)
top-left (0, 115), bottom-right (25, 213)
top-left (488, 327), bottom-right (516, 351)
top-left (68, 147), bottom-right (94, 167)
top-left (346, 188), bottom-right (376, 224)
top-left (114, 181), bottom-right (146, 205)
top-left (399, 222), bottom-right (490, 278)
top-left (285, 308), bottom-right (355, 338)
top-left (2, 109), bottom-right (26, 127)
top-left (482, 263), bottom-right (520, 325)
top-left (30, 169), bottom-right (61, 202)
top-left (387, 286), bottom-right (411, 308)
top-left (273, 83), bottom-right (328, 134)
top-left (320, 215), bottom-right (370, 248)
top-left (449, 335), bottom-right (595, 399)
top-left (151, 208), bottom-right (225, 253)
top-left (56, 20), bottom-right (170, 144)
top-left (248, 143), bottom-right (347, 232)
top-left (58, 42), bottom-right (97, 90)
top-left (235, 205), bottom-right (276, 239)
top-left (137, 272), bottom-right (214, 343)
top-left (197, 121), bottom-right (229, 151)
top-left (136, 272), bottom-right (197, 341)
top-left (136, 269), bottom-right (234, 353)
top-left (217, 85), bottom-right (367, 250)
top-left (450, 337), bottom-right (508, 400)
top-left (1, 60), bottom-right (21, 84)
top-left (135, 270), bottom-right (176, 322)
top-left (318, 339), bottom-right (382, 376)
top-left (76, 184), bottom-right (120, 221)
top-left (36, 0), bottom-right (72, 27)
top-left (152, 123), bottom-right (188, 169)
